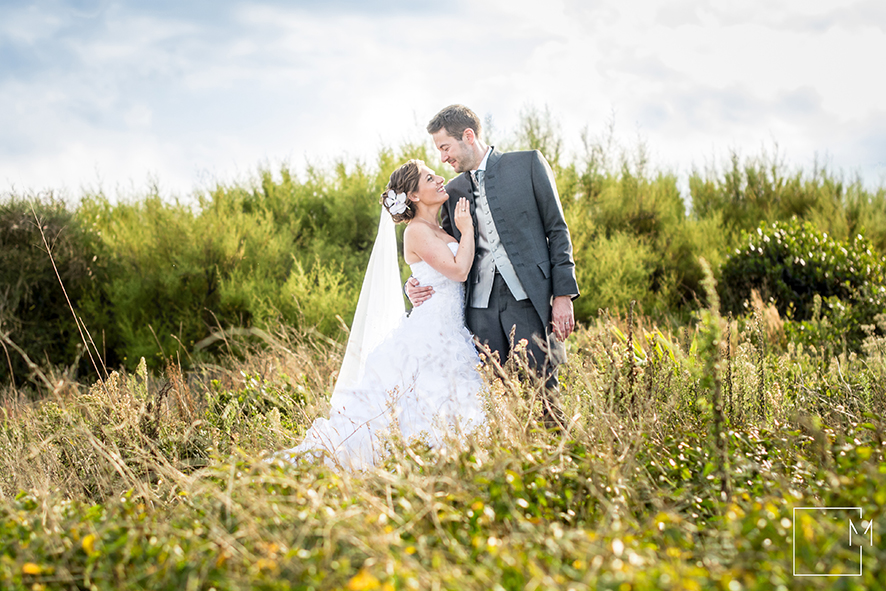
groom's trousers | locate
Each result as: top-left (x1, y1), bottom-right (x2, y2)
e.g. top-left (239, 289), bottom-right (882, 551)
top-left (466, 272), bottom-right (564, 422)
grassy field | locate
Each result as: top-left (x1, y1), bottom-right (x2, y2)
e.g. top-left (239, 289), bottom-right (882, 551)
top-left (1, 287), bottom-right (884, 590)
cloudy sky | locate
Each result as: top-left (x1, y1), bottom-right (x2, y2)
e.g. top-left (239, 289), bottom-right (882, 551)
top-left (1, 0), bottom-right (884, 200)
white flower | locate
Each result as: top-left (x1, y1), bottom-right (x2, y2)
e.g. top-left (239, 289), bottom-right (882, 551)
top-left (384, 189), bottom-right (408, 215)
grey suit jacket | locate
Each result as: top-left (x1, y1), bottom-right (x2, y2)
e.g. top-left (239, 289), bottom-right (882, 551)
top-left (441, 148), bottom-right (579, 327)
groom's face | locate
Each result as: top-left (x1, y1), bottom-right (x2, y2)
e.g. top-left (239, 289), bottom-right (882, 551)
top-left (432, 129), bottom-right (476, 174)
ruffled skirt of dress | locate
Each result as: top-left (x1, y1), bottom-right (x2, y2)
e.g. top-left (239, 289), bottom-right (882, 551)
top-left (280, 299), bottom-right (485, 470)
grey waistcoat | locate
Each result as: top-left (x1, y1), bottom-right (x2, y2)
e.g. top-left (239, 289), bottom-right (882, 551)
top-left (469, 169), bottom-right (528, 308)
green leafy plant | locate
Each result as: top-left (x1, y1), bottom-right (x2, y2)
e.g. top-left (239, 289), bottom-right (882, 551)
top-left (720, 218), bottom-right (886, 351)
top-left (0, 195), bottom-right (98, 387)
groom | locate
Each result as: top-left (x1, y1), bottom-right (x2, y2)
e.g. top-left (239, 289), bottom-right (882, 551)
top-left (407, 104), bottom-right (579, 426)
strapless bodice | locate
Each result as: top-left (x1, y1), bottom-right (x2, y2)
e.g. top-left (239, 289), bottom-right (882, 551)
top-left (408, 242), bottom-right (465, 324)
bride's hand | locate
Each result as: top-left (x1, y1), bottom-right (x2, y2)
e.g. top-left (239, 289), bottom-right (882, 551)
top-left (453, 198), bottom-right (473, 235)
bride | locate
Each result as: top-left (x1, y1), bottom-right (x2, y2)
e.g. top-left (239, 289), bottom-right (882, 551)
top-left (279, 160), bottom-right (485, 469)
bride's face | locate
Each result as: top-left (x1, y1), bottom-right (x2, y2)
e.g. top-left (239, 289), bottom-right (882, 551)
top-left (412, 164), bottom-right (448, 205)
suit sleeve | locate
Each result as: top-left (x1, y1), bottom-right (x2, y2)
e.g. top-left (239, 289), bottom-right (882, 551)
top-left (530, 150), bottom-right (580, 299)
top-left (440, 177), bottom-right (466, 239)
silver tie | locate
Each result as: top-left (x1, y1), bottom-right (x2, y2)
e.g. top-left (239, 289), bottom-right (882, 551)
top-left (471, 170), bottom-right (483, 194)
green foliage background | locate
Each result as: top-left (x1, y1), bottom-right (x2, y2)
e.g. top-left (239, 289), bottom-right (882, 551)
top-left (1, 110), bottom-right (885, 385)
top-left (721, 218), bottom-right (886, 351)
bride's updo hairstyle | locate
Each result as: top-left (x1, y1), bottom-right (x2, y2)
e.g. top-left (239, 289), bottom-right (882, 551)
top-left (381, 159), bottom-right (422, 223)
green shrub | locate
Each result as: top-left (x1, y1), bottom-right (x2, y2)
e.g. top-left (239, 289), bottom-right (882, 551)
top-left (569, 228), bottom-right (654, 319)
top-left (560, 134), bottom-right (711, 319)
top-left (75, 146), bottom-right (433, 372)
top-left (720, 218), bottom-right (886, 350)
top-left (77, 190), bottom-right (246, 369)
top-left (689, 148), bottom-right (886, 252)
top-left (0, 195), bottom-right (97, 386)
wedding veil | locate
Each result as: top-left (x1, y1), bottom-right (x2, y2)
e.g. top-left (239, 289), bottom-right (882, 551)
top-left (333, 208), bottom-right (405, 393)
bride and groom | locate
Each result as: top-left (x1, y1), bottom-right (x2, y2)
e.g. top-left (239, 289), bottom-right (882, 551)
top-left (281, 104), bottom-right (579, 469)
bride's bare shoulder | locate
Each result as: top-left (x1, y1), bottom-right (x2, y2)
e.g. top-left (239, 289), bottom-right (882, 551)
top-left (403, 221), bottom-right (433, 263)
top-left (403, 221), bottom-right (435, 242)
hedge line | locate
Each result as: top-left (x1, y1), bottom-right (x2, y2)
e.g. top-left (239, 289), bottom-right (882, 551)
top-left (2, 128), bottom-right (884, 387)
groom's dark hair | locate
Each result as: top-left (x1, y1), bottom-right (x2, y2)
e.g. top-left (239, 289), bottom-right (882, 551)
top-left (427, 104), bottom-right (482, 141)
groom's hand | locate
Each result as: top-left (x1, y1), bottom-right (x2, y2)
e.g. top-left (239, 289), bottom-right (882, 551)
top-left (552, 295), bottom-right (575, 341)
top-left (405, 277), bottom-right (434, 307)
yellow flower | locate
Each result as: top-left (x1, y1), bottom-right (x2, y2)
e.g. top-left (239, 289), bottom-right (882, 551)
top-left (82, 534), bottom-right (97, 556)
top-left (347, 569), bottom-right (380, 590)
top-left (22, 563), bottom-right (41, 575)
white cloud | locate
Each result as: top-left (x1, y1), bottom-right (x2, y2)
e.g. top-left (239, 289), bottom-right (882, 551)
top-left (0, 0), bottom-right (884, 200)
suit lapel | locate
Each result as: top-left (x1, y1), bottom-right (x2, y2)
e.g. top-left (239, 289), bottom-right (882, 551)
top-left (482, 148), bottom-right (505, 230)
top-left (465, 172), bottom-right (480, 244)
top-left (483, 148), bottom-right (503, 208)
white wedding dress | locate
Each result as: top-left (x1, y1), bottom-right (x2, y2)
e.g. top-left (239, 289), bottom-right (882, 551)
top-left (282, 241), bottom-right (485, 470)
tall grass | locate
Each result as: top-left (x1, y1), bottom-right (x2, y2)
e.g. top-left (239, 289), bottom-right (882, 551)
top-left (1, 296), bottom-right (883, 589)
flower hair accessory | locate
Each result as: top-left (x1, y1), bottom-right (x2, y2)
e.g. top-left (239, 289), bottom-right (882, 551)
top-left (384, 189), bottom-right (408, 215)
